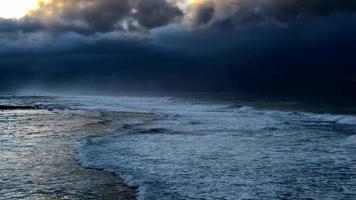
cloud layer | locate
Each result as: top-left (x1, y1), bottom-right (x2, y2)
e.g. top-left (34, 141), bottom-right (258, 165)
top-left (22, 0), bottom-right (182, 33)
top-left (0, 0), bottom-right (356, 95)
top-left (2, 0), bottom-right (356, 35)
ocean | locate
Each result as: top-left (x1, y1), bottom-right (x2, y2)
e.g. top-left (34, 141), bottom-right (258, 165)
top-left (1, 94), bottom-right (356, 199)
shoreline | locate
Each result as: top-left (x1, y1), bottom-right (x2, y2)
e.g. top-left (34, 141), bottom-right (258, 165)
top-left (72, 111), bottom-right (158, 200)
top-left (0, 107), bottom-right (157, 199)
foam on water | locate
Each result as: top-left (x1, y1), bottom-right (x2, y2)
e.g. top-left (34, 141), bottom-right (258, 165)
top-left (306, 113), bottom-right (356, 125)
top-left (73, 96), bottom-right (356, 200)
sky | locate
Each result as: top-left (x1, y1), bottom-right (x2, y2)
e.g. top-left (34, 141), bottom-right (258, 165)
top-left (0, 0), bottom-right (356, 96)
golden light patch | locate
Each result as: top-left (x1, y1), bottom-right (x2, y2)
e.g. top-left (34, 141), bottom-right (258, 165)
top-left (0, 0), bottom-right (37, 18)
top-left (187, 0), bottom-right (205, 5)
top-left (0, 0), bottom-right (51, 19)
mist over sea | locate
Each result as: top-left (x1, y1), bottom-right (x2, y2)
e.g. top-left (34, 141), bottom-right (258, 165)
top-left (1, 94), bottom-right (356, 199)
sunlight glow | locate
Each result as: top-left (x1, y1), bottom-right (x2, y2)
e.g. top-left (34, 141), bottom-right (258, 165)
top-left (187, 0), bottom-right (205, 5)
top-left (0, 0), bottom-right (39, 19)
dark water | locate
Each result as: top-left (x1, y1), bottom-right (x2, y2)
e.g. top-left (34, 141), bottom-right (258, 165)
top-left (1, 95), bottom-right (356, 200)
top-left (75, 95), bottom-right (356, 200)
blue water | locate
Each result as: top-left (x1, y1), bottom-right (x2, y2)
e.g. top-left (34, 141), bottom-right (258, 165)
top-left (73, 96), bottom-right (356, 200)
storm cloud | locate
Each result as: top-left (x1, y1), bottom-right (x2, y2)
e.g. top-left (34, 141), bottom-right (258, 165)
top-left (1, 0), bottom-right (356, 34)
top-left (185, 0), bottom-right (356, 28)
top-left (25, 0), bottom-right (183, 33)
top-left (0, 0), bottom-right (356, 96)
top-left (188, 1), bottom-right (215, 26)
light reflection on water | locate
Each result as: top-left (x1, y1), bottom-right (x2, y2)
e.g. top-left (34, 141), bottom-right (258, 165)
top-left (0, 96), bottom-right (144, 200)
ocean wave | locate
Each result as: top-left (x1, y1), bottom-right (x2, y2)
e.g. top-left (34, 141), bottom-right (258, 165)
top-left (72, 95), bottom-right (356, 200)
top-left (231, 105), bottom-right (356, 125)
top-left (344, 135), bottom-right (356, 145)
top-left (305, 113), bottom-right (356, 125)
top-left (234, 106), bottom-right (255, 113)
top-left (33, 104), bottom-right (71, 111)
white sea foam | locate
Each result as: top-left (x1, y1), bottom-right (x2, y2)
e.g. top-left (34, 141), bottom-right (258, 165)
top-left (303, 113), bottom-right (356, 125)
top-left (343, 135), bottom-right (356, 145)
top-left (71, 96), bottom-right (356, 200)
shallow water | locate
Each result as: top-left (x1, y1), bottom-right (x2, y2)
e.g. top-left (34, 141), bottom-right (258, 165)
top-left (0, 96), bottom-right (141, 200)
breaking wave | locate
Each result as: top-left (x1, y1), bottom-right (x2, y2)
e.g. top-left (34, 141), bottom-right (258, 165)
top-left (73, 96), bottom-right (356, 200)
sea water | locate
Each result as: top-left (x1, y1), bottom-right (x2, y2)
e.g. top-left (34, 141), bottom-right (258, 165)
top-left (72, 96), bottom-right (356, 200)
top-left (1, 95), bottom-right (356, 199)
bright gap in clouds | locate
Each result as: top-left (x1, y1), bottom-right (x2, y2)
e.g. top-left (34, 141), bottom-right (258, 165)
top-left (0, 0), bottom-right (39, 19)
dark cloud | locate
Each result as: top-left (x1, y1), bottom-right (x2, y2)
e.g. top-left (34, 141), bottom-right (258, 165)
top-left (0, 18), bottom-right (43, 33)
top-left (0, 1), bottom-right (356, 97)
top-left (26, 0), bottom-right (182, 33)
top-left (134, 0), bottom-right (183, 29)
top-left (190, 1), bottom-right (215, 26)
top-left (270, 0), bottom-right (356, 20)
top-left (1, 13), bottom-right (356, 96)
top-left (1, 0), bottom-right (356, 35)
top-left (204, 0), bottom-right (356, 29)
